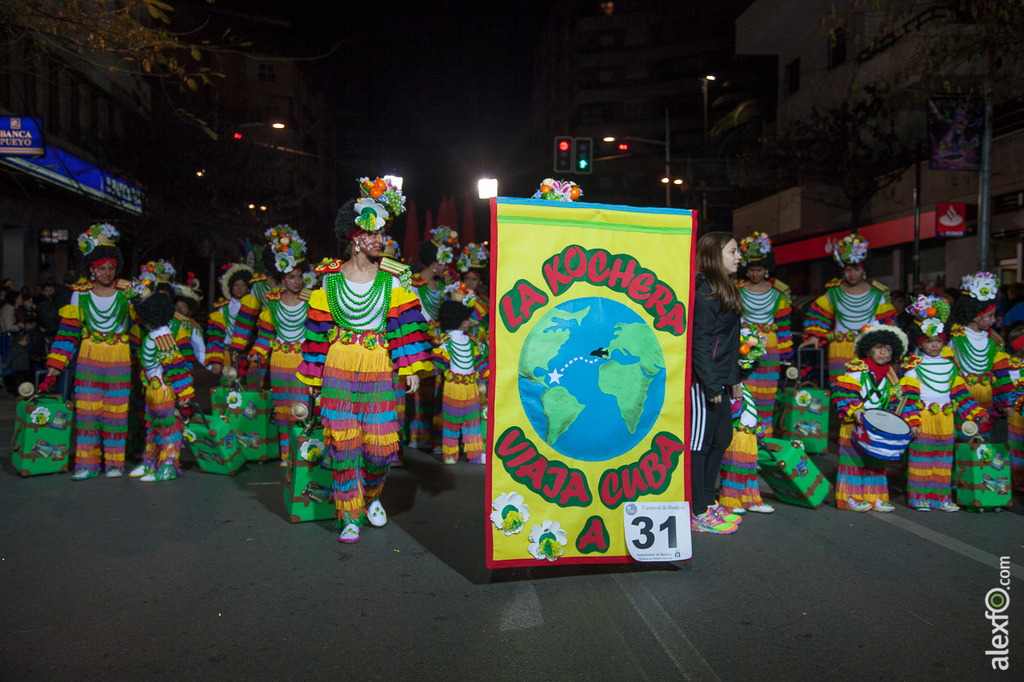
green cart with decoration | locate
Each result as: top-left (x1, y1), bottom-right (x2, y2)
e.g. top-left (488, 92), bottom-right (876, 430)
top-left (954, 438), bottom-right (1012, 511)
top-left (11, 375), bottom-right (74, 476)
top-left (757, 437), bottom-right (831, 509)
top-left (777, 349), bottom-right (830, 453)
top-left (183, 404), bottom-right (246, 476)
top-left (211, 386), bottom-right (278, 462)
top-left (284, 417), bottom-right (334, 523)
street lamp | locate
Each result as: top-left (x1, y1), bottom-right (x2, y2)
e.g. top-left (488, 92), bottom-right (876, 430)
top-left (478, 178), bottom-right (498, 199)
top-left (702, 75), bottom-right (715, 155)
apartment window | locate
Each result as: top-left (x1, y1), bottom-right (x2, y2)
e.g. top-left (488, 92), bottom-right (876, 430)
top-left (258, 63), bottom-right (276, 83)
top-left (827, 28), bottom-right (847, 69)
top-left (600, 2), bottom-right (614, 16)
top-left (784, 58), bottom-right (800, 96)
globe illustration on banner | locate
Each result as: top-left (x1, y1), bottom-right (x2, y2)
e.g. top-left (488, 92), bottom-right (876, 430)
top-left (517, 297), bottom-right (666, 462)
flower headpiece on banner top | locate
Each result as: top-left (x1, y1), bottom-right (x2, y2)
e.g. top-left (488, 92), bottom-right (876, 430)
top-left (905, 294), bottom-right (950, 339)
top-left (382, 236), bottom-right (401, 259)
top-left (738, 325), bottom-right (768, 370)
top-left (173, 271), bottom-right (203, 304)
top-left (140, 259), bottom-right (176, 284)
top-left (77, 222), bottom-right (120, 256)
top-left (832, 233), bottom-right (869, 267)
top-left (739, 232), bottom-right (772, 266)
top-left (960, 271), bottom-right (999, 302)
top-left (219, 262), bottom-right (255, 300)
top-left (532, 178), bottom-right (582, 202)
top-left (442, 280), bottom-right (478, 307)
top-left (264, 225), bottom-right (307, 274)
top-left (430, 225), bottom-right (460, 266)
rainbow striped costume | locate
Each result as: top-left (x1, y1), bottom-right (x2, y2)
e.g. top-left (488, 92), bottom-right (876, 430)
top-left (739, 279), bottom-right (792, 435)
top-left (432, 330), bottom-right (488, 464)
top-left (46, 283), bottom-right (133, 476)
top-left (251, 290), bottom-right (308, 462)
top-left (1004, 356), bottom-right (1024, 490)
top-left (407, 274), bottom-right (442, 448)
top-left (804, 280), bottom-right (897, 388)
top-left (298, 269), bottom-right (433, 527)
top-left (947, 324), bottom-right (1012, 438)
top-left (718, 384), bottom-right (765, 510)
top-left (139, 327), bottom-right (195, 480)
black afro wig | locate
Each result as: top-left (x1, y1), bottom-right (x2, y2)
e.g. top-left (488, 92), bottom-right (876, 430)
top-left (174, 293), bottom-right (200, 314)
top-left (156, 282), bottom-right (174, 298)
top-left (135, 292), bottom-right (176, 330)
top-left (419, 240), bottom-right (439, 267)
top-left (78, 244), bottom-right (123, 274)
top-left (334, 199), bottom-right (358, 243)
top-left (854, 327), bottom-right (907, 362)
top-left (227, 270), bottom-right (251, 295)
top-left (952, 294), bottom-right (993, 326)
top-left (438, 299), bottom-right (473, 333)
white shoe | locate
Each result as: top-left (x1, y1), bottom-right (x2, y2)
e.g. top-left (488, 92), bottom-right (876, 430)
top-left (105, 469), bottom-right (124, 478)
top-left (748, 504), bottom-right (775, 514)
top-left (128, 464), bottom-right (149, 478)
top-left (872, 499), bottom-right (895, 513)
top-left (278, 459), bottom-right (288, 468)
top-left (338, 524), bottom-right (360, 543)
top-left (139, 473), bottom-right (156, 482)
top-left (845, 499), bottom-right (871, 513)
top-left (71, 470), bottom-right (93, 481)
top-left (910, 504), bottom-right (931, 512)
top-left (939, 501), bottom-right (960, 513)
top-left (367, 500), bottom-right (387, 527)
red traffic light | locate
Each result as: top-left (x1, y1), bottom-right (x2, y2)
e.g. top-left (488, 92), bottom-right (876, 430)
top-left (233, 132), bottom-right (243, 139)
top-left (558, 140), bottom-right (571, 151)
top-left (618, 143), bottom-right (629, 151)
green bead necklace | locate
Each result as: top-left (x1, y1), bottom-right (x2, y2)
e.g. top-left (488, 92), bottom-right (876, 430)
top-left (740, 287), bottom-right (778, 324)
top-left (828, 286), bottom-right (881, 330)
top-left (952, 333), bottom-right (996, 374)
top-left (914, 357), bottom-right (956, 394)
top-left (324, 271), bottom-right (391, 333)
top-left (82, 291), bottom-right (127, 334)
top-left (444, 334), bottom-right (475, 369)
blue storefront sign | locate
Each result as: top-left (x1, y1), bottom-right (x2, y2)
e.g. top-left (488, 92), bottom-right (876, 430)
top-left (0, 143), bottom-right (143, 215)
top-left (0, 116), bottom-right (44, 156)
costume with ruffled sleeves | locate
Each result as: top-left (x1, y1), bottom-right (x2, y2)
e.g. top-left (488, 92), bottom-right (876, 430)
top-left (948, 324), bottom-right (1012, 437)
top-left (407, 272), bottom-right (442, 448)
top-left (297, 268), bottom-right (433, 527)
top-left (718, 384), bottom-right (765, 510)
top-left (138, 326), bottom-right (195, 480)
top-left (229, 293), bottom-right (262, 390)
top-left (902, 351), bottom-right (986, 508)
top-left (804, 279), bottom-right (897, 386)
top-left (833, 359), bottom-right (920, 509)
top-left (739, 279), bottom-right (792, 435)
top-left (432, 329), bottom-right (487, 464)
top-left (1005, 356), bottom-right (1024, 490)
top-left (170, 312), bottom-right (205, 371)
top-left (251, 290), bottom-right (307, 461)
top-left (45, 282), bottom-right (132, 475)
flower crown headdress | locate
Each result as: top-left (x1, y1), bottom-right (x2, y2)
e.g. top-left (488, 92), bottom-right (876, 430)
top-left (430, 225), bottom-right (460, 266)
top-left (125, 274), bottom-right (157, 305)
top-left (346, 177), bottom-right (406, 240)
top-left (533, 178), bottom-right (582, 202)
top-left (739, 232), bottom-right (772, 266)
top-left (140, 259), bottom-right (176, 284)
top-left (960, 271), bottom-right (998, 302)
top-left (382, 236), bottom-right (401, 259)
top-left (265, 225), bottom-right (307, 274)
top-left (443, 280), bottom-right (478, 307)
top-left (78, 222), bottom-right (120, 255)
top-left (832, 234), bottom-right (869, 266)
top-left (906, 295), bottom-right (950, 338)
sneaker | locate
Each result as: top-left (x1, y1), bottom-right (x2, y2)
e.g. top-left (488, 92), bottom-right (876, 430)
top-left (844, 499), bottom-right (871, 513)
top-left (443, 457), bottom-right (457, 465)
top-left (708, 504), bottom-right (742, 525)
top-left (105, 469), bottom-right (124, 478)
top-left (872, 499), bottom-right (895, 513)
top-left (467, 454), bottom-right (486, 465)
top-left (338, 524), bottom-right (360, 543)
top-left (366, 500), bottom-right (387, 527)
top-left (731, 507), bottom-right (748, 515)
top-left (691, 512), bottom-right (737, 535)
top-left (278, 459), bottom-right (288, 468)
top-left (128, 464), bottom-right (150, 478)
top-left (938, 501), bottom-right (960, 513)
top-left (71, 470), bottom-right (96, 481)
top-left (432, 445), bottom-right (444, 456)
top-left (139, 473), bottom-right (156, 482)
top-left (748, 504), bottom-right (775, 514)
top-left (909, 503), bottom-right (931, 512)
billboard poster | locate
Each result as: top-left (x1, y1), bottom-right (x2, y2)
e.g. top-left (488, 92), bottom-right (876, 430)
top-left (486, 197), bottom-right (696, 568)
top-left (927, 97), bottom-right (983, 171)
top-left (0, 116), bottom-right (44, 156)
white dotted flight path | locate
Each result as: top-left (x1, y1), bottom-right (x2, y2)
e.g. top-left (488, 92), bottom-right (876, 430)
top-left (547, 354), bottom-right (603, 385)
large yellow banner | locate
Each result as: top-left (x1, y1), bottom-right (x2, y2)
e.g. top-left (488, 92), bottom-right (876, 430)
top-left (486, 198), bottom-right (696, 567)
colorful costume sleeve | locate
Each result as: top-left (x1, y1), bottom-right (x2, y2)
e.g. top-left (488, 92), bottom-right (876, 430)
top-left (251, 306), bottom-right (275, 360)
top-left (873, 300), bottom-right (898, 326)
top-left (897, 375), bottom-right (921, 428)
top-left (803, 292), bottom-right (835, 341)
top-left (205, 310), bottom-right (227, 368)
top-left (161, 350), bottom-right (195, 400)
top-left (386, 284), bottom-right (435, 378)
top-left (474, 336), bottom-right (489, 379)
top-left (229, 294), bottom-right (260, 354)
top-left (952, 375), bottom-right (987, 421)
top-left (832, 369), bottom-right (863, 421)
top-left (45, 303), bottom-right (83, 372)
top-left (990, 351), bottom-right (1014, 410)
top-left (431, 342), bottom-right (451, 375)
top-left (174, 322), bottom-right (195, 364)
top-left (773, 283), bottom-right (794, 361)
top-left (297, 289), bottom-right (334, 387)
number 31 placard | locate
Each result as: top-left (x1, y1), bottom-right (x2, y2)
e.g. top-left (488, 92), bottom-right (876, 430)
top-left (623, 501), bottom-right (692, 562)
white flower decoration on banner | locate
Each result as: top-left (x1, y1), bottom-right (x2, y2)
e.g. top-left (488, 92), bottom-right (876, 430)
top-left (29, 407), bottom-right (51, 425)
top-left (299, 438), bottom-right (325, 462)
top-left (354, 198), bottom-right (387, 232)
top-left (226, 391), bottom-right (243, 409)
top-left (920, 318), bottom-right (945, 338)
top-left (490, 492), bottom-right (530, 536)
top-left (528, 520), bottom-right (568, 562)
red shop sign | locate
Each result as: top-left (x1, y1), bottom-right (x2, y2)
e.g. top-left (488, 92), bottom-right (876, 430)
top-left (936, 202), bottom-right (973, 237)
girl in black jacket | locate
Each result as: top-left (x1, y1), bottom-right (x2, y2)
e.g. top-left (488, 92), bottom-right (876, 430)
top-left (690, 232), bottom-right (743, 534)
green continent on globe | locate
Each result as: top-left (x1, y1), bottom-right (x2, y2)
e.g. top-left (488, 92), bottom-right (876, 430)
top-left (598, 323), bottom-right (665, 434)
top-left (541, 386), bottom-right (585, 446)
top-left (517, 306), bottom-right (590, 385)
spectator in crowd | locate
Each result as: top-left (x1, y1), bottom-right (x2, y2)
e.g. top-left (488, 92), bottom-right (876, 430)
top-left (54, 270), bottom-right (77, 308)
top-left (1001, 283), bottom-right (1024, 328)
top-left (35, 282), bottom-right (59, 342)
top-left (3, 331), bottom-right (31, 394)
top-left (1, 290), bottom-right (23, 332)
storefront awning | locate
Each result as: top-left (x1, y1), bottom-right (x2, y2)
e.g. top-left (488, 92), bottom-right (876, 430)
top-left (774, 210), bottom-right (938, 266)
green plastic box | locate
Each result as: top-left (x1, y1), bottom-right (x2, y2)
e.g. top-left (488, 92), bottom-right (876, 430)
top-left (284, 424), bottom-right (335, 523)
top-left (757, 437), bottom-right (831, 509)
top-left (211, 387), bottom-right (278, 462)
top-left (12, 395), bottom-right (74, 476)
top-left (955, 439), bottom-right (1012, 511)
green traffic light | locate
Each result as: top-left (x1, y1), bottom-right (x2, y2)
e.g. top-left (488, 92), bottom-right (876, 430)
top-left (578, 160), bottom-right (588, 169)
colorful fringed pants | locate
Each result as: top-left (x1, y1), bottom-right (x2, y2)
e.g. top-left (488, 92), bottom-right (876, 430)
top-left (961, 376), bottom-right (994, 438)
top-left (270, 346), bottom-right (305, 462)
top-left (826, 337), bottom-right (855, 389)
top-left (718, 429), bottom-right (764, 509)
top-left (441, 370), bottom-right (485, 464)
top-left (319, 340), bottom-right (399, 527)
top-left (73, 337), bottom-right (131, 474)
top-left (141, 379), bottom-right (182, 481)
top-left (1008, 408), bottom-right (1024, 490)
top-left (744, 328), bottom-right (781, 436)
top-left (432, 373), bottom-right (445, 449)
top-left (393, 372), bottom-right (406, 456)
top-left (906, 410), bottom-right (954, 508)
top-left (407, 375), bottom-right (435, 449)
top-left (835, 421), bottom-right (889, 508)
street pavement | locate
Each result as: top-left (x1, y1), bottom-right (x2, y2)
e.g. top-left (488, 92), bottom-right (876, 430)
top-left (1, 387), bottom-right (1022, 681)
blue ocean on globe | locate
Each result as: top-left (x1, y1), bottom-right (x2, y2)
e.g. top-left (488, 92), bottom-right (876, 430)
top-left (517, 296), bottom-right (666, 462)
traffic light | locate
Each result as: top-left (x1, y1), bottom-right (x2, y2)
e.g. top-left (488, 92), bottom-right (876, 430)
top-left (574, 137), bottom-right (593, 174)
top-left (554, 136), bottom-right (573, 173)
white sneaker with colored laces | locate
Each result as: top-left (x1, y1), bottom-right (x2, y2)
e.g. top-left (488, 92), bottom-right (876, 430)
top-left (910, 503), bottom-right (931, 512)
top-left (938, 501), bottom-right (960, 513)
top-left (71, 470), bottom-right (93, 481)
top-left (128, 464), bottom-right (149, 478)
top-left (105, 469), bottom-right (124, 478)
top-left (748, 504), bottom-right (775, 514)
top-left (845, 499), bottom-right (871, 513)
top-left (872, 499), bottom-right (895, 513)
top-left (139, 473), bottom-right (156, 482)
top-left (278, 459), bottom-right (288, 468)
top-left (338, 524), bottom-right (360, 543)
top-left (367, 500), bottom-right (387, 527)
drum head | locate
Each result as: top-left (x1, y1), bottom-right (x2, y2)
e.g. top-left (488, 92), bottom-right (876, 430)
top-left (863, 409), bottom-right (910, 435)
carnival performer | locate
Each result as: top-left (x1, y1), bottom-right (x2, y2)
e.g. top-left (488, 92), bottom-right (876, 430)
top-left (381, 236), bottom-right (408, 460)
top-left (737, 232), bottom-right (792, 435)
top-left (1002, 323), bottom-right (1024, 491)
top-left (128, 276), bottom-right (195, 481)
top-left (949, 272), bottom-right (1013, 437)
top-left (205, 262), bottom-right (256, 386)
top-left (246, 246), bottom-right (274, 390)
top-left (422, 225), bottom-right (461, 453)
top-left (298, 177), bottom-right (434, 544)
top-left (833, 325), bottom-right (920, 512)
top-left (45, 224), bottom-right (138, 479)
top-left (250, 225), bottom-right (310, 466)
top-left (718, 326), bottom-right (775, 514)
top-left (801, 235), bottom-right (897, 387)
top-left (432, 289), bottom-right (488, 465)
top-left (690, 232), bottom-right (744, 535)
top-left (171, 271), bottom-right (206, 370)
top-left (901, 296), bottom-right (988, 511)
top-left (457, 241), bottom-right (491, 434)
